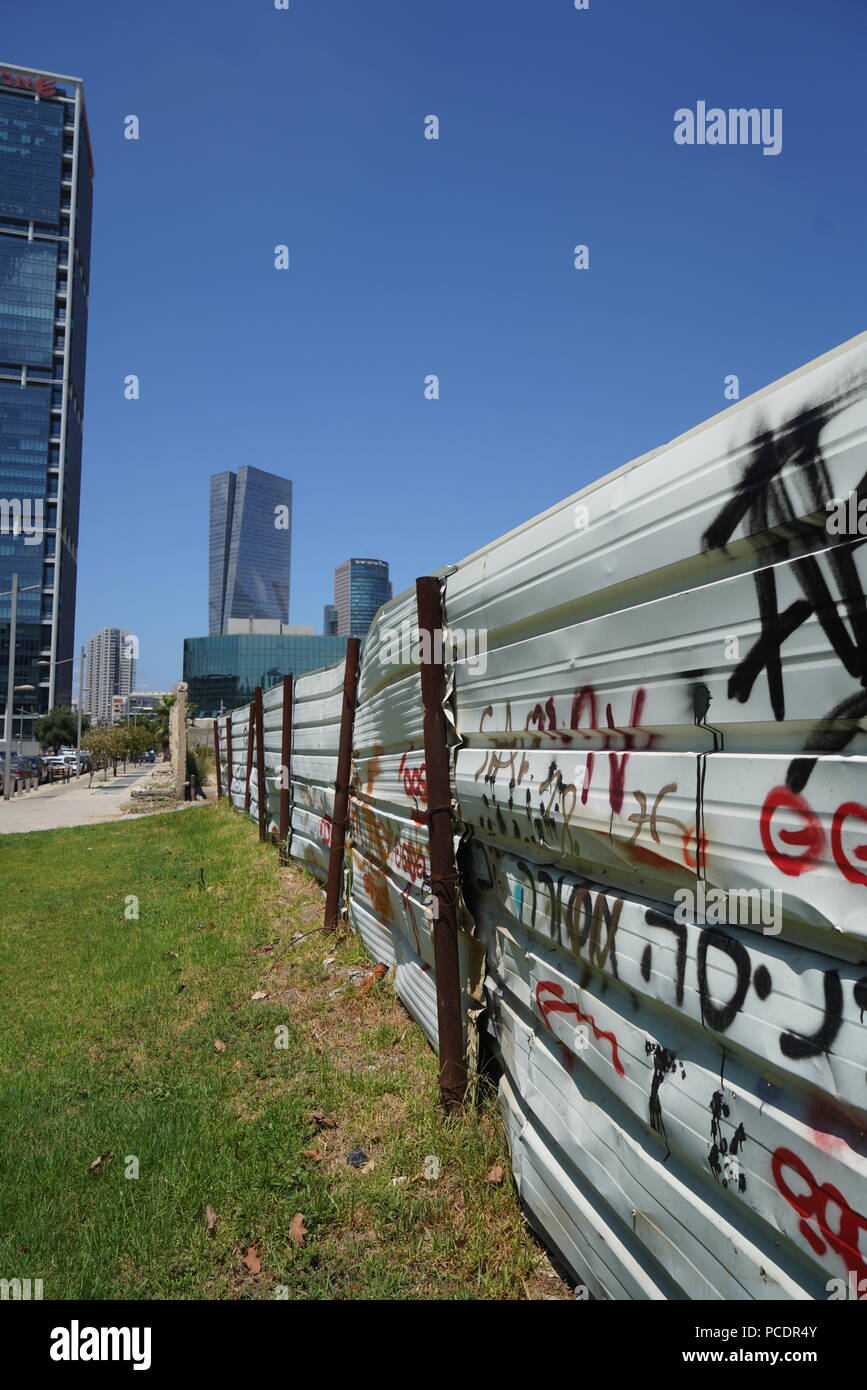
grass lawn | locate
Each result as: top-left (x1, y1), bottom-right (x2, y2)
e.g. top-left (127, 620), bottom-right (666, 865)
top-left (0, 801), bottom-right (568, 1300)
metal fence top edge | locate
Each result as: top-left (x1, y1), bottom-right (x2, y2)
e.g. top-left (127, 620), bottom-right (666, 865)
top-left (223, 656), bottom-right (349, 723)
top-left (445, 327), bottom-right (867, 573)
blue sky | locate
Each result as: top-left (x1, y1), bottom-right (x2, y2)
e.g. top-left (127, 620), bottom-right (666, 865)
top-left (5, 0), bottom-right (866, 690)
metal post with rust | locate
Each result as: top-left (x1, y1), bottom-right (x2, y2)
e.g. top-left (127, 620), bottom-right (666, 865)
top-left (278, 674), bottom-right (293, 861)
top-left (213, 719), bottom-right (223, 798)
top-left (225, 717), bottom-right (233, 807)
top-left (323, 638), bottom-right (361, 931)
top-left (415, 575), bottom-right (466, 1111)
top-left (254, 685), bottom-right (267, 842)
top-left (244, 696), bottom-right (255, 814)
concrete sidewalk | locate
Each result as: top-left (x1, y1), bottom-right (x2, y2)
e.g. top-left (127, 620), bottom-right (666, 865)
top-left (0, 767), bottom-right (154, 834)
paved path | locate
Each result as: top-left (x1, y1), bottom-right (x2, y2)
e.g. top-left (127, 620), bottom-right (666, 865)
top-left (0, 767), bottom-right (154, 835)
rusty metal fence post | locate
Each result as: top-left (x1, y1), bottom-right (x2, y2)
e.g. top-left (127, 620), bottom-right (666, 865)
top-left (244, 697), bottom-right (255, 814)
top-left (323, 638), bottom-right (361, 931)
top-left (213, 719), bottom-right (222, 798)
top-left (225, 716), bottom-right (233, 808)
top-left (415, 576), bottom-right (466, 1111)
top-left (279, 674), bottom-right (293, 862)
top-left (254, 685), bottom-right (267, 842)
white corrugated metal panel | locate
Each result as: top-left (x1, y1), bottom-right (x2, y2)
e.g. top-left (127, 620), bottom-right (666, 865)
top-left (347, 588), bottom-right (484, 1045)
top-left (228, 703), bottom-right (250, 814)
top-left (444, 330), bottom-right (867, 1300)
top-left (289, 658), bottom-right (346, 880)
top-left (348, 589), bottom-right (436, 1023)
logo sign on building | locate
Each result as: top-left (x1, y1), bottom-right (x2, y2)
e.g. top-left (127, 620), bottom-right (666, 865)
top-left (0, 71), bottom-right (57, 97)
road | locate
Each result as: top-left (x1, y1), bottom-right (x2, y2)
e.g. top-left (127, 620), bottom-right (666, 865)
top-left (0, 767), bottom-right (154, 835)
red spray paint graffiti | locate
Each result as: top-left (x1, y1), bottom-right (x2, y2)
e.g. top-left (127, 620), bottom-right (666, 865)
top-left (761, 785), bottom-right (867, 883)
top-left (772, 1147), bottom-right (867, 1284)
top-left (536, 980), bottom-right (625, 1076)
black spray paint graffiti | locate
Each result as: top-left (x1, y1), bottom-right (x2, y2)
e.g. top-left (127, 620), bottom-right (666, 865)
top-left (692, 683), bottom-right (725, 881)
top-left (468, 845), bottom-right (857, 1088)
top-left (645, 1042), bottom-right (686, 1161)
top-left (708, 1086), bottom-right (747, 1193)
top-left (701, 393), bottom-right (867, 794)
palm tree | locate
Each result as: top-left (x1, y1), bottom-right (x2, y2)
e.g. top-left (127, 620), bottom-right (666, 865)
top-left (149, 695), bottom-right (175, 760)
top-left (148, 694), bottom-right (198, 760)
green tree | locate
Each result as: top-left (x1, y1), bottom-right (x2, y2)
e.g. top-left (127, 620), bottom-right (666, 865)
top-left (82, 727), bottom-right (112, 780)
top-left (32, 707), bottom-right (90, 755)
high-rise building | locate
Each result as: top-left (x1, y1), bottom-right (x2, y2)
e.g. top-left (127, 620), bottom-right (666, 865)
top-left (85, 626), bottom-right (136, 725)
top-left (323, 603), bottom-right (338, 636)
top-left (333, 558), bottom-right (391, 638)
top-left (209, 467), bottom-right (292, 636)
top-left (0, 64), bottom-right (94, 745)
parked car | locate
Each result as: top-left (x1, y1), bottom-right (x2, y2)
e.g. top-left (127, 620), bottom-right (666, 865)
top-left (0, 751), bottom-right (33, 792)
top-left (23, 755), bottom-right (48, 784)
top-left (43, 755), bottom-right (72, 781)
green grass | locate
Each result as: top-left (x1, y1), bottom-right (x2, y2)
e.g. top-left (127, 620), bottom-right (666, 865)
top-left (0, 802), bottom-right (566, 1300)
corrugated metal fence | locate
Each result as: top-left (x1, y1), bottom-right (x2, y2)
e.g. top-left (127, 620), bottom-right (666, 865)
top-left (217, 330), bottom-right (867, 1300)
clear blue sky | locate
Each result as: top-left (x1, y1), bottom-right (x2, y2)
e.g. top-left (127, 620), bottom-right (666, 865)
top-left (5, 0), bottom-right (866, 690)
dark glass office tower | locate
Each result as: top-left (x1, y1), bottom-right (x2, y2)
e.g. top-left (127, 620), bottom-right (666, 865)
top-left (209, 467), bottom-right (292, 635)
top-left (0, 64), bottom-right (93, 741)
top-left (333, 558), bottom-right (391, 638)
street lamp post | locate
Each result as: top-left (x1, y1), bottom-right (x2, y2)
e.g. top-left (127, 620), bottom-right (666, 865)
top-left (15, 685), bottom-right (35, 755)
top-left (2, 574), bottom-right (41, 802)
top-left (2, 574), bottom-right (19, 801)
top-left (35, 648), bottom-right (88, 777)
top-left (76, 645), bottom-right (85, 776)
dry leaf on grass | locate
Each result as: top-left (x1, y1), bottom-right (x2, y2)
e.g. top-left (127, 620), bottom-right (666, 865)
top-left (242, 1245), bottom-right (261, 1274)
top-left (88, 1151), bottom-right (113, 1174)
top-left (300, 1149), bottom-right (323, 1162)
top-left (311, 1113), bottom-right (338, 1130)
top-left (361, 963), bottom-right (388, 992)
top-left (204, 1203), bottom-right (218, 1233)
top-left (214, 1039), bottom-right (227, 1052)
top-left (486, 1163), bottom-right (505, 1184)
top-left (250, 991), bottom-right (268, 1001)
top-left (288, 1214), bottom-right (308, 1247)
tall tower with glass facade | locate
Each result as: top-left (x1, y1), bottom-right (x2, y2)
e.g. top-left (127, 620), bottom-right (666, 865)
top-left (333, 558), bottom-right (391, 638)
top-left (209, 467), bottom-right (292, 636)
top-left (0, 64), bottom-right (93, 742)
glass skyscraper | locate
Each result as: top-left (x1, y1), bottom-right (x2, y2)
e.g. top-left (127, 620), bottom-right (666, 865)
top-left (333, 558), bottom-right (391, 638)
top-left (0, 64), bottom-right (93, 741)
top-left (184, 633), bottom-right (348, 717)
top-left (209, 466), bottom-right (292, 636)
